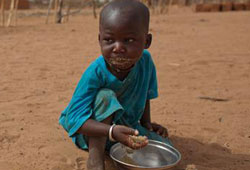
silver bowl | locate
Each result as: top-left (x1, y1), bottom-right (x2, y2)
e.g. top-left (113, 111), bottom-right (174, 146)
top-left (110, 140), bottom-right (181, 170)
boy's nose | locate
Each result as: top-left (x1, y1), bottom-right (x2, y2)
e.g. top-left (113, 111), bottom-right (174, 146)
top-left (113, 42), bottom-right (125, 53)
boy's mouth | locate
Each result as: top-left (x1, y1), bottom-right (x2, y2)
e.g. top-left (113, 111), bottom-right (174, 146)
top-left (109, 63), bottom-right (134, 73)
top-left (106, 59), bottom-right (134, 73)
top-left (108, 57), bottom-right (135, 71)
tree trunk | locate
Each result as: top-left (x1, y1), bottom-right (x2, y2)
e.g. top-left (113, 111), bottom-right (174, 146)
top-left (14, 0), bottom-right (19, 26)
top-left (1, 0), bottom-right (5, 26)
top-left (54, 0), bottom-right (58, 23)
top-left (46, 0), bottom-right (54, 24)
top-left (167, 0), bottom-right (173, 14)
top-left (7, 0), bottom-right (15, 27)
top-left (56, 0), bottom-right (63, 23)
top-left (64, 0), bottom-right (71, 23)
top-left (92, 0), bottom-right (97, 19)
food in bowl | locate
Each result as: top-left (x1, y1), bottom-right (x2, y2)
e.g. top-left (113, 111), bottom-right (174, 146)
top-left (110, 140), bottom-right (181, 170)
top-left (125, 135), bottom-right (147, 154)
top-left (129, 135), bottom-right (147, 144)
top-left (121, 154), bottom-right (138, 165)
top-left (120, 135), bottom-right (148, 165)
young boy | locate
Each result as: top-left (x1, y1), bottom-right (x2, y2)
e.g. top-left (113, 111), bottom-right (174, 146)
top-left (59, 0), bottom-right (172, 169)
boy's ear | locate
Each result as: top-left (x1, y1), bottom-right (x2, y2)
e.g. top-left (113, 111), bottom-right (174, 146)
top-left (144, 33), bottom-right (152, 49)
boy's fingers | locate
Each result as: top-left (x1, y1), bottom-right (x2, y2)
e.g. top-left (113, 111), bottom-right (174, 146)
top-left (125, 127), bottom-right (138, 136)
top-left (152, 123), bottom-right (160, 131)
top-left (129, 139), bottom-right (148, 149)
top-left (162, 130), bottom-right (166, 138)
top-left (162, 130), bottom-right (168, 138)
top-left (133, 142), bottom-right (148, 149)
top-left (165, 129), bottom-right (168, 137)
top-left (156, 128), bottom-right (161, 134)
top-left (127, 135), bottom-right (148, 149)
top-left (162, 128), bottom-right (168, 138)
top-left (144, 123), bottom-right (153, 131)
top-left (157, 127), bottom-right (163, 135)
top-left (148, 125), bottom-right (153, 131)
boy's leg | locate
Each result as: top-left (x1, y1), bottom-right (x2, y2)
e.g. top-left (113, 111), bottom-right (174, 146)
top-left (87, 116), bottom-right (112, 170)
top-left (86, 89), bottom-right (123, 170)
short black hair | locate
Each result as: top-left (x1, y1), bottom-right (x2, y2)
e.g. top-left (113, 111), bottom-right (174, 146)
top-left (100, 0), bottom-right (150, 32)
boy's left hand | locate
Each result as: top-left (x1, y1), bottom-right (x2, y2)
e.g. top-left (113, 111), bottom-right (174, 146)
top-left (142, 122), bottom-right (168, 138)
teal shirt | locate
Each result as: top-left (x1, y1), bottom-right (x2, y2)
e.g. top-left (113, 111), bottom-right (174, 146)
top-left (59, 50), bottom-right (158, 139)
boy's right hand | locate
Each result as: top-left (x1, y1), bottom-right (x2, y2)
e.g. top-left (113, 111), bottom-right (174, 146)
top-left (112, 125), bottom-right (148, 149)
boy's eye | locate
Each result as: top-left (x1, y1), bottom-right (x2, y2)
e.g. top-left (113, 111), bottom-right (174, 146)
top-left (125, 38), bottom-right (135, 43)
top-left (104, 38), bottom-right (114, 43)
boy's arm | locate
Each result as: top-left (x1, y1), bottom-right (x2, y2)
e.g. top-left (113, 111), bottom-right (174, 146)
top-left (77, 119), bottom-right (110, 137)
top-left (140, 100), bottom-right (152, 129)
top-left (140, 100), bottom-right (168, 138)
top-left (77, 118), bottom-right (148, 149)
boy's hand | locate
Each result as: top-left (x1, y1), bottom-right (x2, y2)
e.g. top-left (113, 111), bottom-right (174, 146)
top-left (143, 122), bottom-right (168, 138)
top-left (112, 125), bottom-right (148, 149)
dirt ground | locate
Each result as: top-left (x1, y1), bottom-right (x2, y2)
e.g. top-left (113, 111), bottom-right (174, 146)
top-left (0, 7), bottom-right (250, 170)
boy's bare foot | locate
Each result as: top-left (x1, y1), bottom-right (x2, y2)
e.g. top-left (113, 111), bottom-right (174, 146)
top-left (86, 148), bottom-right (105, 170)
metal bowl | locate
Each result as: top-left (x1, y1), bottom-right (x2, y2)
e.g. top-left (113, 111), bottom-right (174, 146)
top-left (110, 140), bottom-right (181, 170)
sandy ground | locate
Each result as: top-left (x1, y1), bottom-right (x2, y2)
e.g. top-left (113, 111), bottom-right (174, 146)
top-left (0, 7), bottom-right (250, 170)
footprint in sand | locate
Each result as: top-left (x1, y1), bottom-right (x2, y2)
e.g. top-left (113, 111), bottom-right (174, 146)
top-left (51, 164), bottom-right (74, 170)
top-left (49, 155), bottom-right (75, 170)
top-left (186, 164), bottom-right (198, 170)
top-left (73, 156), bottom-right (117, 170)
top-left (74, 157), bottom-right (85, 170)
top-left (0, 131), bottom-right (20, 149)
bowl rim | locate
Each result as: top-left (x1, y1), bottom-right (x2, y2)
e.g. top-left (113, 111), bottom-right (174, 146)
top-left (109, 139), bottom-right (182, 169)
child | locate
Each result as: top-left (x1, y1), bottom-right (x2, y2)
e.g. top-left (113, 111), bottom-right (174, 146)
top-left (59, 0), bottom-right (173, 169)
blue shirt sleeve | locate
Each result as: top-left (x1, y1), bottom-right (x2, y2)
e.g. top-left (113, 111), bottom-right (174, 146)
top-left (144, 50), bottom-right (158, 100)
top-left (59, 62), bottom-right (103, 137)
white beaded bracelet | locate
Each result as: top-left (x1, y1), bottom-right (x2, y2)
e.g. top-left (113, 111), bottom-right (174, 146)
top-left (109, 124), bottom-right (116, 142)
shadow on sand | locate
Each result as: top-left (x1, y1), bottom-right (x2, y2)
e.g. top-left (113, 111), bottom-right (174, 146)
top-left (171, 135), bottom-right (250, 170)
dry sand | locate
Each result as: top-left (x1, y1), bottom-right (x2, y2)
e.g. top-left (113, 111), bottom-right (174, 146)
top-left (0, 7), bottom-right (250, 170)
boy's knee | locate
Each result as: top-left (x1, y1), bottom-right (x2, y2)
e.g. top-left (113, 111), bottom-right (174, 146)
top-left (92, 88), bottom-right (123, 122)
top-left (94, 89), bottom-right (116, 106)
top-left (96, 88), bottom-right (116, 98)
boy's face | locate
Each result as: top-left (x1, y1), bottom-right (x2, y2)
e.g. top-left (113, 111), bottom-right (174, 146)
top-left (99, 12), bottom-right (151, 75)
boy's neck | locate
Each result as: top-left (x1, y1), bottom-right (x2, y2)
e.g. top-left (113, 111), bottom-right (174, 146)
top-left (105, 62), bottom-right (130, 81)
